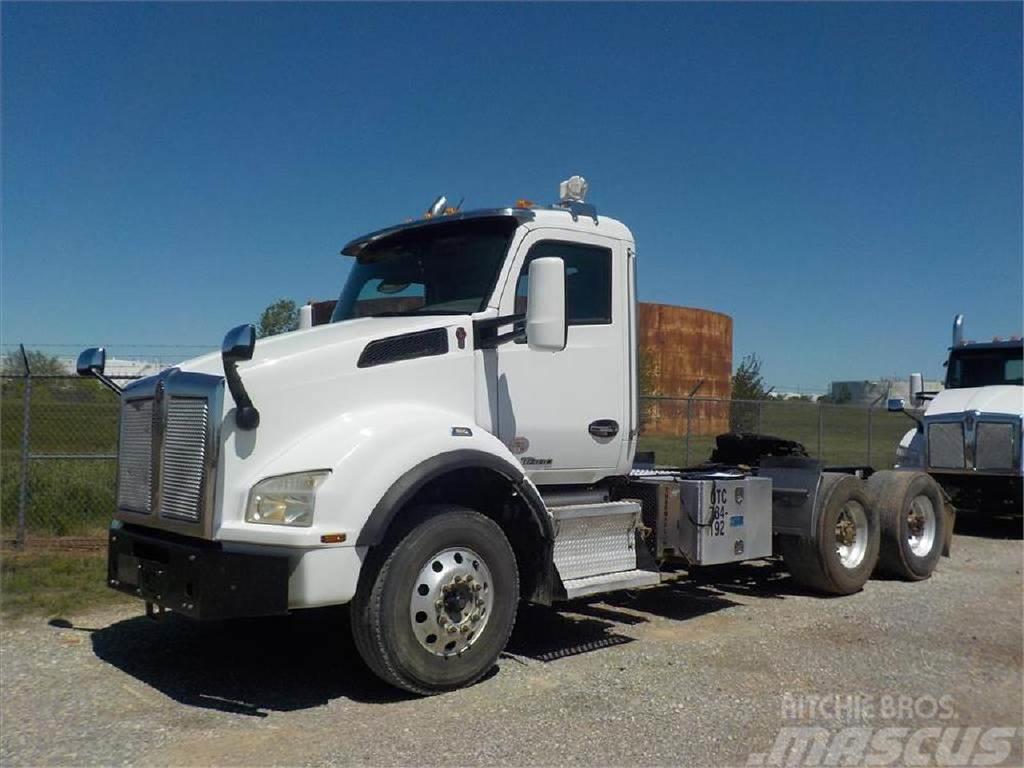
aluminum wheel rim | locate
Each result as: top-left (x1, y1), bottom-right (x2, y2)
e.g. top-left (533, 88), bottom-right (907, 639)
top-left (835, 500), bottom-right (869, 570)
top-left (907, 495), bottom-right (937, 557)
top-left (409, 546), bottom-right (494, 658)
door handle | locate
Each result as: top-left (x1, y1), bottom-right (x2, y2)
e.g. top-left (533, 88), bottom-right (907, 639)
top-left (589, 419), bottom-right (619, 438)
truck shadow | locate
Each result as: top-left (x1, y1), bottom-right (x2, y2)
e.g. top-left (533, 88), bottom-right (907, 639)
top-left (84, 600), bottom-right (658, 714)
top-left (953, 512), bottom-right (1022, 541)
top-left (82, 559), bottom-right (827, 715)
top-left (88, 606), bottom-right (413, 714)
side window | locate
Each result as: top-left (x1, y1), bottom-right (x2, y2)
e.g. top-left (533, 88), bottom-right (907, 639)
top-left (514, 241), bottom-right (612, 325)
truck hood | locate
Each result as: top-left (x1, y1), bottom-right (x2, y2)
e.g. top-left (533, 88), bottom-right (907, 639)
top-left (925, 386), bottom-right (1024, 418)
top-left (176, 315), bottom-right (463, 377)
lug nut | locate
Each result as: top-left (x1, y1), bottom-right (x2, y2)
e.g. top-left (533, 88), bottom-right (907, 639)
top-left (453, 575), bottom-right (462, 584)
top-left (473, 583), bottom-right (482, 592)
top-left (447, 625), bottom-right (458, 634)
top-left (470, 611), bottom-right (480, 621)
top-left (435, 599), bottom-right (444, 609)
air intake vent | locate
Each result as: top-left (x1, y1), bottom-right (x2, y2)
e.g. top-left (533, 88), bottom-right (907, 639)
top-left (358, 329), bottom-right (449, 368)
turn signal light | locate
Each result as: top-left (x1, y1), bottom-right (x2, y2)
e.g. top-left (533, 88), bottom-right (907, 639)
top-left (320, 533), bottom-right (347, 544)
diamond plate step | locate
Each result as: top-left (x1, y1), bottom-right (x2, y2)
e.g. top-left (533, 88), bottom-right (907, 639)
top-left (562, 569), bottom-right (661, 600)
top-left (550, 500), bottom-right (651, 596)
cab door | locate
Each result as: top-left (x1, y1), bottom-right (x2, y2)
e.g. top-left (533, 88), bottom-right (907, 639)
top-left (492, 228), bottom-right (630, 485)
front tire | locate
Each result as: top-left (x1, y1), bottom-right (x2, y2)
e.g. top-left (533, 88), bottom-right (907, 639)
top-left (780, 473), bottom-right (880, 595)
top-left (867, 471), bottom-right (947, 581)
top-left (351, 506), bottom-right (519, 695)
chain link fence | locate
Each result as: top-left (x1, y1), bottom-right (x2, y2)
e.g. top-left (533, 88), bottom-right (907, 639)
top-left (1, 374), bottom-right (913, 545)
top-left (1, 373), bottom-right (137, 546)
top-left (637, 395), bottom-right (911, 469)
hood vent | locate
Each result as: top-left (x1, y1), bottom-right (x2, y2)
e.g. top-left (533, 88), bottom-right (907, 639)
top-left (358, 328), bottom-right (449, 368)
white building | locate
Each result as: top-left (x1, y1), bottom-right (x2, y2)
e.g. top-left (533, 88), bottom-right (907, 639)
top-left (829, 378), bottom-right (944, 405)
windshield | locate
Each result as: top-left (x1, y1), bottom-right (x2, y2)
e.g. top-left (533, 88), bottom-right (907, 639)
top-left (332, 217), bottom-right (517, 321)
top-left (945, 346), bottom-right (1023, 388)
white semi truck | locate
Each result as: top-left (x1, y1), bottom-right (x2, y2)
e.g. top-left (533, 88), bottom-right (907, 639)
top-left (78, 177), bottom-right (951, 694)
top-left (890, 315), bottom-right (1023, 514)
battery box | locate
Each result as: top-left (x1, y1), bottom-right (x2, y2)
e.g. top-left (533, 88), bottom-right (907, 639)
top-left (631, 474), bottom-right (773, 565)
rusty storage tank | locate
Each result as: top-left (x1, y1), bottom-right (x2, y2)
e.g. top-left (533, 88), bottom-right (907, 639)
top-left (638, 303), bottom-right (732, 437)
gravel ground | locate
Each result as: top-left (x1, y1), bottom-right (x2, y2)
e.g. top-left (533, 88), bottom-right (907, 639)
top-left (2, 516), bottom-right (1021, 767)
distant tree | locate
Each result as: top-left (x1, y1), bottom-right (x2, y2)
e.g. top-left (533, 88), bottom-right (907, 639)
top-left (1, 348), bottom-right (66, 376)
top-left (258, 299), bottom-right (298, 338)
top-left (730, 353), bottom-right (768, 433)
top-left (732, 354), bottom-right (767, 400)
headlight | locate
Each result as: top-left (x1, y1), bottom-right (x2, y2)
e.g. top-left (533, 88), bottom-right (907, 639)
top-left (245, 471), bottom-right (330, 527)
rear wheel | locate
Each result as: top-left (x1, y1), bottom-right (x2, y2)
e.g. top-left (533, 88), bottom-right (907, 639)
top-left (867, 471), bottom-right (947, 580)
top-left (780, 473), bottom-right (880, 595)
top-left (351, 506), bottom-right (519, 695)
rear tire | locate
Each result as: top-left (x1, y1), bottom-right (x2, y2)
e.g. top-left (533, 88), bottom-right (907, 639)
top-left (780, 473), bottom-right (879, 595)
top-left (867, 471), bottom-right (946, 581)
top-left (351, 506), bottom-right (519, 695)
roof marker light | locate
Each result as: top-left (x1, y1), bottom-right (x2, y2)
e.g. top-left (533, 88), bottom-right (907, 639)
top-left (426, 195), bottom-right (447, 218)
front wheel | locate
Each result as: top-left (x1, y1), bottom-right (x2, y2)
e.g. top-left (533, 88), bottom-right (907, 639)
top-left (351, 506), bottom-right (519, 695)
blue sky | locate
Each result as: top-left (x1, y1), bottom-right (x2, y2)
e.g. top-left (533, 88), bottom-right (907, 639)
top-left (2, 2), bottom-right (1021, 391)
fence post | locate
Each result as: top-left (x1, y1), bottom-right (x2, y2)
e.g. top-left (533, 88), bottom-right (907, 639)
top-left (866, 393), bottom-right (885, 467)
top-left (16, 345), bottom-right (32, 550)
top-left (817, 401), bottom-right (824, 460)
top-left (684, 380), bottom-right (705, 467)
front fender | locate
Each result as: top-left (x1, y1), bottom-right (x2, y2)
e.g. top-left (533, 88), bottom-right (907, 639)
top-left (217, 404), bottom-right (543, 548)
top-left (895, 428), bottom-right (924, 469)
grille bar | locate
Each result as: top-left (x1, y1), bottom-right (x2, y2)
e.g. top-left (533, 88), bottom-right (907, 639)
top-left (976, 422), bottom-right (1015, 470)
top-left (928, 422), bottom-right (965, 469)
top-left (159, 397), bottom-right (210, 522)
top-left (117, 399), bottom-right (154, 513)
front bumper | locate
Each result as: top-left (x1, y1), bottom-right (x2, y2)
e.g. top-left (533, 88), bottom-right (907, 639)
top-left (108, 525), bottom-right (290, 620)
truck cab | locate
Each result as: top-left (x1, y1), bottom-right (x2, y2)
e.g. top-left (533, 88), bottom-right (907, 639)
top-left (893, 314), bottom-right (1023, 512)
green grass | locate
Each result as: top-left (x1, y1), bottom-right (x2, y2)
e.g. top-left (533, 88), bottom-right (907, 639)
top-left (0, 550), bottom-right (130, 619)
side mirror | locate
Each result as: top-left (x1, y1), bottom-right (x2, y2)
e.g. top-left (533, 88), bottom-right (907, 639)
top-left (298, 304), bottom-right (313, 330)
top-left (75, 346), bottom-right (121, 394)
top-left (525, 257), bottom-right (567, 352)
top-left (222, 324), bottom-right (256, 362)
top-left (909, 372), bottom-right (924, 408)
top-left (76, 347), bottom-right (106, 377)
top-left (887, 398), bottom-right (906, 413)
top-left (221, 324), bottom-right (259, 429)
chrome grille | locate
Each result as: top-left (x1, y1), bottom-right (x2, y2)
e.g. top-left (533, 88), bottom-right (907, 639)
top-left (976, 422), bottom-right (1015, 470)
top-left (117, 399), bottom-right (154, 513)
top-left (928, 422), bottom-right (965, 469)
top-left (159, 397), bottom-right (210, 522)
